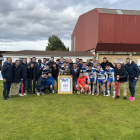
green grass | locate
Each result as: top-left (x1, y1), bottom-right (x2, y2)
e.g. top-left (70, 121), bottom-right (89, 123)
top-left (0, 80), bottom-right (140, 140)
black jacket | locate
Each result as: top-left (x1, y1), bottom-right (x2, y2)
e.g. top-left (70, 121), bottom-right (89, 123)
top-left (27, 67), bottom-right (35, 79)
top-left (12, 64), bottom-right (23, 83)
top-left (100, 60), bottom-right (114, 70)
top-left (69, 62), bottom-right (73, 69)
top-left (48, 60), bottom-right (54, 68)
top-left (20, 61), bottom-right (27, 79)
top-left (125, 61), bottom-right (140, 80)
top-left (70, 68), bottom-right (80, 82)
top-left (51, 67), bottom-right (59, 78)
top-left (1, 61), bottom-right (12, 81)
top-left (114, 66), bottom-right (128, 83)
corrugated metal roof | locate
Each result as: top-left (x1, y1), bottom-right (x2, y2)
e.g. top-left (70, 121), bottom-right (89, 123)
top-left (98, 8), bottom-right (140, 15)
top-left (2, 50), bottom-right (94, 56)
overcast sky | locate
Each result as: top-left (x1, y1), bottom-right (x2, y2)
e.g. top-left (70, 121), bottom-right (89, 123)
top-left (0, 0), bottom-right (140, 51)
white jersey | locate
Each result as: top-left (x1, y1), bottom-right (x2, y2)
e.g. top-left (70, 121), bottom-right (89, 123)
top-left (105, 67), bottom-right (115, 81)
top-left (86, 68), bottom-right (97, 82)
top-left (96, 70), bottom-right (108, 80)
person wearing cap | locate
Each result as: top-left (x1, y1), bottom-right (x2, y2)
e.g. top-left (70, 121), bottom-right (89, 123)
top-left (76, 70), bottom-right (89, 94)
top-left (86, 64), bottom-right (97, 95)
top-left (70, 63), bottom-right (80, 93)
top-left (100, 57), bottom-right (114, 70)
top-left (36, 72), bottom-right (47, 96)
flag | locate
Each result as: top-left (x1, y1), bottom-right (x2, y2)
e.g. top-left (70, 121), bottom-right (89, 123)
top-left (115, 81), bottom-right (119, 99)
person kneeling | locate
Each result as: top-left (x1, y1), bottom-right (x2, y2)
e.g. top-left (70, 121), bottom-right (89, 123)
top-left (36, 72), bottom-right (47, 96)
top-left (76, 71), bottom-right (89, 94)
top-left (47, 72), bottom-right (55, 93)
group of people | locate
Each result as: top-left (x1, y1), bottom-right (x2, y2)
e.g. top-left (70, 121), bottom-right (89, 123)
top-left (1, 56), bottom-right (140, 101)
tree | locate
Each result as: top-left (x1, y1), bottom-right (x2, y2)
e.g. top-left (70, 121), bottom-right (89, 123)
top-left (45, 35), bottom-right (69, 51)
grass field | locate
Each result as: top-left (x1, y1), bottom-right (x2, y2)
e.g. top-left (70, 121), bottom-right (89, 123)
top-left (0, 80), bottom-right (140, 140)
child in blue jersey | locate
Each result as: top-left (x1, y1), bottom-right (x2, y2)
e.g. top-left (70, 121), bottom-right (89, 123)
top-left (96, 65), bottom-right (108, 96)
top-left (86, 65), bottom-right (97, 95)
top-left (105, 63), bottom-right (116, 98)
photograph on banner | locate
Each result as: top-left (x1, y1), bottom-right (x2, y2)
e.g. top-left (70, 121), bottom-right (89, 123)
top-left (58, 76), bottom-right (73, 94)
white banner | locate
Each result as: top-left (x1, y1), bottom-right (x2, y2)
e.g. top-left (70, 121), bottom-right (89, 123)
top-left (0, 71), bottom-right (3, 80)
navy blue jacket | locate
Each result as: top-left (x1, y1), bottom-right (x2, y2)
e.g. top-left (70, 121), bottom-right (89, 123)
top-left (20, 61), bottom-right (27, 79)
top-left (114, 66), bottom-right (128, 83)
top-left (70, 68), bottom-right (80, 82)
top-left (125, 61), bottom-right (140, 80)
top-left (36, 76), bottom-right (46, 90)
top-left (36, 65), bottom-right (43, 78)
top-left (1, 62), bottom-right (12, 81)
top-left (12, 64), bottom-right (23, 83)
top-left (28, 61), bottom-right (38, 78)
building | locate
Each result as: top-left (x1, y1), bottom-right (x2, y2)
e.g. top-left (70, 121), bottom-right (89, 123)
top-left (71, 8), bottom-right (140, 66)
top-left (2, 50), bottom-right (94, 64)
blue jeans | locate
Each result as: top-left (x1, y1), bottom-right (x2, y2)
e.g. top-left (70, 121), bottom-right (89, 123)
top-left (129, 79), bottom-right (138, 97)
top-left (19, 79), bottom-right (27, 93)
top-left (27, 79), bottom-right (32, 93)
top-left (73, 81), bottom-right (77, 92)
top-left (3, 81), bottom-right (12, 99)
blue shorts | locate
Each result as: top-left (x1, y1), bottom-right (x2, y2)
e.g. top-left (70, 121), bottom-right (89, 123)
top-left (97, 79), bottom-right (106, 84)
top-left (107, 78), bottom-right (114, 83)
top-left (90, 78), bottom-right (95, 83)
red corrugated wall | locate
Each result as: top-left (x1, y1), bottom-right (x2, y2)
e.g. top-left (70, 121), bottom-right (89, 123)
top-left (98, 13), bottom-right (140, 44)
top-left (71, 8), bottom-right (99, 52)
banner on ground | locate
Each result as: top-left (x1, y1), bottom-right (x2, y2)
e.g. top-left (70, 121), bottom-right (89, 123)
top-left (58, 76), bottom-right (73, 94)
top-left (0, 71), bottom-right (3, 80)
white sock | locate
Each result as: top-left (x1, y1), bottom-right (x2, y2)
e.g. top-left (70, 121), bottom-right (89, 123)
top-left (107, 89), bottom-right (110, 95)
top-left (113, 90), bottom-right (116, 96)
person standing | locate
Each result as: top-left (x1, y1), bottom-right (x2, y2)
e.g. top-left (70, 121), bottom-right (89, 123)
top-left (114, 63), bottom-right (128, 100)
top-left (2, 58), bottom-right (12, 100)
top-left (41, 58), bottom-right (47, 70)
top-left (125, 58), bottom-right (140, 101)
top-left (100, 57), bottom-right (114, 70)
top-left (10, 60), bottom-right (23, 98)
top-left (70, 63), bottom-right (80, 93)
top-left (69, 59), bottom-right (73, 69)
top-left (48, 56), bottom-right (54, 68)
top-left (19, 58), bottom-right (28, 96)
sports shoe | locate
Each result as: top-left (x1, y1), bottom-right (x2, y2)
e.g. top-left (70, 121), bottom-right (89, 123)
top-left (112, 95), bottom-right (115, 98)
top-left (129, 96), bottom-right (132, 99)
top-left (77, 91), bottom-right (80, 94)
top-left (106, 94), bottom-right (110, 97)
top-left (19, 93), bottom-right (24, 96)
top-left (92, 93), bottom-right (94, 96)
top-left (36, 92), bottom-right (40, 96)
top-left (88, 92), bottom-right (91, 95)
top-left (52, 90), bottom-right (55, 93)
top-left (129, 97), bottom-right (134, 101)
top-left (23, 93), bottom-right (27, 96)
top-left (85, 92), bottom-right (87, 94)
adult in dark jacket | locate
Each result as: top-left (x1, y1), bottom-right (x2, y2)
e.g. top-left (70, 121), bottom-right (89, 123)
top-left (100, 57), bottom-right (114, 70)
top-left (19, 58), bottom-right (28, 96)
top-left (36, 73), bottom-right (47, 96)
top-left (10, 60), bottom-right (23, 98)
top-left (28, 57), bottom-right (38, 94)
top-left (27, 62), bottom-right (35, 94)
top-left (69, 59), bottom-right (73, 69)
top-left (2, 58), bottom-right (12, 100)
top-left (114, 63), bottom-right (128, 99)
top-left (78, 59), bottom-right (83, 70)
top-left (70, 63), bottom-right (80, 92)
top-left (125, 58), bottom-right (140, 100)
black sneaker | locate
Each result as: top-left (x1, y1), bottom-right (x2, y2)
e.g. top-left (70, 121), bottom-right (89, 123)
top-left (117, 96), bottom-right (120, 98)
top-left (124, 97), bottom-right (127, 100)
top-left (4, 98), bottom-right (7, 101)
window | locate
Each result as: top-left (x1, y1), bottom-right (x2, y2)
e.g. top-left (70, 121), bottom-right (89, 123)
top-left (115, 58), bottom-right (123, 64)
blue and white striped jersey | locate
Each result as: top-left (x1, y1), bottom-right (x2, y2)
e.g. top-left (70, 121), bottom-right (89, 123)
top-left (105, 67), bottom-right (115, 81)
top-left (86, 68), bottom-right (97, 81)
top-left (96, 70), bottom-right (108, 80)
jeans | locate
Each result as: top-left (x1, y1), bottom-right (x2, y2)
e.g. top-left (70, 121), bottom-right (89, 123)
top-left (129, 79), bottom-right (138, 97)
top-left (73, 81), bottom-right (77, 92)
top-left (33, 78), bottom-right (38, 93)
top-left (27, 79), bottom-right (32, 93)
top-left (3, 81), bottom-right (12, 99)
top-left (19, 79), bottom-right (27, 93)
